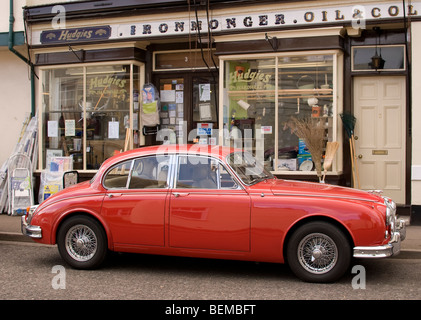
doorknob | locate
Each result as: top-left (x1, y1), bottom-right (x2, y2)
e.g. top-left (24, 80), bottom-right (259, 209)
top-left (354, 136), bottom-right (359, 140)
top-left (358, 154), bottom-right (363, 159)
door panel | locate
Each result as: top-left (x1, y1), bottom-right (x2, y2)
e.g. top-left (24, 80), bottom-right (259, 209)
top-left (354, 76), bottom-right (406, 204)
top-left (169, 155), bottom-right (251, 252)
top-left (102, 190), bottom-right (168, 246)
top-left (169, 190), bottom-right (251, 251)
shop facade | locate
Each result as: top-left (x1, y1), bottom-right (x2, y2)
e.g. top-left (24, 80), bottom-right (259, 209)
top-left (22, 0), bottom-right (421, 217)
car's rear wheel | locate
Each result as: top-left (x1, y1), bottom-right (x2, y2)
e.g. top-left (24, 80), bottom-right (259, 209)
top-left (57, 215), bottom-right (107, 269)
top-left (286, 221), bottom-right (351, 283)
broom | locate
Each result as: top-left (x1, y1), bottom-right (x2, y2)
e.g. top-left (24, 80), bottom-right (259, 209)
top-left (321, 141), bottom-right (339, 183)
top-left (340, 113), bottom-right (360, 188)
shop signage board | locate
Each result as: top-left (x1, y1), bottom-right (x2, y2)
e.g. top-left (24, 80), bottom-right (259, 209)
top-left (40, 26), bottom-right (111, 44)
top-left (32, 1), bottom-right (420, 45)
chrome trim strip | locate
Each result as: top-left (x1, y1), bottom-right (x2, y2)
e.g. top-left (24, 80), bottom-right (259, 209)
top-left (272, 192), bottom-right (380, 203)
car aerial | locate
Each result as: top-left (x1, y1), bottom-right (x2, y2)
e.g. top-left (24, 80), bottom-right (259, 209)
top-left (22, 144), bottom-right (406, 283)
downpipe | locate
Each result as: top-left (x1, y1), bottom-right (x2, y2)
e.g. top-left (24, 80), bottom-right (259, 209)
top-left (9, 0), bottom-right (36, 117)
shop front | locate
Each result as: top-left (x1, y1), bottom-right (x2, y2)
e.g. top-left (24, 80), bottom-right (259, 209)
top-left (24, 0), bottom-right (416, 207)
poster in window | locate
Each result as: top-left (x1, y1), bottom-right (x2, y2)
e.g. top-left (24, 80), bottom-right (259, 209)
top-left (65, 119), bottom-right (75, 136)
top-left (199, 84), bottom-right (211, 101)
top-left (199, 103), bottom-right (212, 121)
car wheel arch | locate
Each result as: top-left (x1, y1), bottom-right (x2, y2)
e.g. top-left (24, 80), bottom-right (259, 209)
top-left (54, 211), bottom-right (113, 250)
top-left (282, 215), bottom-right (355, 262)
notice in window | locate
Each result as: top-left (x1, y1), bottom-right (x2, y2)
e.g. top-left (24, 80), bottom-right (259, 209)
top-left (108, 121), bottom-right (120, 139)
top-left (65, 119), bottom-right (75, 136)
top-left (161, 90), bottom-right (176, 102)
top-left (47, 121), bottom-right (58, 138)
top-left (199, 84), bottom-right (211, 101)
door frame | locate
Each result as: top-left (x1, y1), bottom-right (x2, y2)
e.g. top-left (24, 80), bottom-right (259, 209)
top-left (351, 74), bottom-right (411, 206)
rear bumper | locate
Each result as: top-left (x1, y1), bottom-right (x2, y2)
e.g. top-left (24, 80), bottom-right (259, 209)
top-left (353, 218), bottom-right (406, 258)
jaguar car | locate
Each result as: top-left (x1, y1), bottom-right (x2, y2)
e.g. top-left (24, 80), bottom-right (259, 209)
top-left (22, 144), bottom-right (406, 282)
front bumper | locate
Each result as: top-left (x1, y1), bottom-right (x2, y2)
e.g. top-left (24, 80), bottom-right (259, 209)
top-left (353, 218), bottom-right (406, 258)
top-left (21, 206), bottom-right (42, 239)
top-left (354, 196), bottom-right (406, 258)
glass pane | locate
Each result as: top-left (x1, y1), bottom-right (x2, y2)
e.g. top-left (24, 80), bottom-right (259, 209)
top-left (176, 155), bottom-right (218, 189)
top-left (41, 68), bottom-right (83, 170)
top-left (278, 54), bottom-right (334, 173)
top-left (158, 78), bottom-right (184, 144)
top-left (85, 65), bottom-right (130, 169)
top-left (155, 50), bottom-right (218, 70)
top-left (129, 156), bottom-right (169, 189)
top-left (223, 59), bottom-right (275, 170)
top-left (352, 46), bottom-right (405, 71)
top-left (103, 160), bottom-right (132, 189)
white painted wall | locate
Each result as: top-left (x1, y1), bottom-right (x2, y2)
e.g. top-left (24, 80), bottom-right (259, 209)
top-left (0, 48), bottom-right (31, 166)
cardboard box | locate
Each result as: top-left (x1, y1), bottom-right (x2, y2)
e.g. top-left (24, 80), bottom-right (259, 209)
top-left (277, 158), bottom-right (298, 171)
top-left (298, 138), bottom-right (311, 155)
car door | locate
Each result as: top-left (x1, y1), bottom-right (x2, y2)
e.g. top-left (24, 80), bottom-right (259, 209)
top-left (101, 155), bottom-right (171, 247)
top-left (169, 155), bottom-right (251, 252)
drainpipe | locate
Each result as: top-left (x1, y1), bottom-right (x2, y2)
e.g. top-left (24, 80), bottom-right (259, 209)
top-left (9, 0), bottom-right (35, 117)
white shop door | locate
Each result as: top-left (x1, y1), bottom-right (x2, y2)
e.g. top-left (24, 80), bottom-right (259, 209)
top-left (353, 76), bottom-right (406, 204)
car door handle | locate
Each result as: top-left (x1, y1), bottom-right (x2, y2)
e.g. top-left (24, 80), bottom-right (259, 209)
top-left (173, 192), bottom-right (190, 198)
top-left (107, 193), bottom-right (122, 198)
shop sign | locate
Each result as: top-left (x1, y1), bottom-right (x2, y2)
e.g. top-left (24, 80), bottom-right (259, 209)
top-left (114, 2), bottom-right (419, 39)
top-left (40, 26), bottom-right (111, 44)
top-left (33, 2), bottom-right (420, 45)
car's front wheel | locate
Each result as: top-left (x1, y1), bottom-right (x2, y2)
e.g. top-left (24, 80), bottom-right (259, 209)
top-left (286, 221), bottom-right (351, 283)
top-left (57, 215), bottom-right (107, 269)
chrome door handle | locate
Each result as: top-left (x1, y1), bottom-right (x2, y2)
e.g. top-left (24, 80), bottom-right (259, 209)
top-left (173, 192), bottom-right (189, 198)
top-left (107, 193), bottom-right (122, 198)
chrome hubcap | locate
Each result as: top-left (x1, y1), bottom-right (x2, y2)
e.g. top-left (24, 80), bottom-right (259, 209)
top-left (297, 233), bottom-right (338, 274)
top-left (65, 224), bottom-right (97, 262)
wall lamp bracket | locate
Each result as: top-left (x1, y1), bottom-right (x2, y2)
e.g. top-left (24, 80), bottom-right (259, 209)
top-left (265, 33), bottom-right (278, 51)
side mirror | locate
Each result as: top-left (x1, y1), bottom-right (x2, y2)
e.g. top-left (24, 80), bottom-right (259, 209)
top-left (63, 170), bottom-right (79, 188)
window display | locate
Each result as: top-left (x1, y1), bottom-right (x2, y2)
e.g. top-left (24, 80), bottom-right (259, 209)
top-left (40, 63), bottom-right (144, 171)
top-left (222, 52), bottom-right (341, 174)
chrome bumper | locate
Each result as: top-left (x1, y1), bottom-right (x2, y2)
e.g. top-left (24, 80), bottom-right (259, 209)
top-left (21, 213), bottom-right (42, 239)
top-left (353, 218), bottom-right (406, 259)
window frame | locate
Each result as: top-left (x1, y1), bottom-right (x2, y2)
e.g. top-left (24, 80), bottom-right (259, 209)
top-left (174, 154), bottom-right (243, 190)
top-left (351, 45), bottom-right (406, 72)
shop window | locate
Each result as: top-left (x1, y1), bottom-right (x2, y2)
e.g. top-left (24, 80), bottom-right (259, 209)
top-left (40, 62), bottom-right (144, 171)
top-left (222, 52), bottom-right (341, 175)
top-left (352, 45), bottom-right (405, 71)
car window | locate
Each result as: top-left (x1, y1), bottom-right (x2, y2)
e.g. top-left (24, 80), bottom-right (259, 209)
top-left (218, 163), bottom-right (238, 189)
top-left (103, 160), bottom-right (133, 189)
top-left (176, 155), bottom-right (218, 189)
top-left (129, 155), bottom-right (169, 189)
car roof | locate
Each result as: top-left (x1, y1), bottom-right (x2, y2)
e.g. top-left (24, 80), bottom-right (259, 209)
top-left (100, 144), bottom-right (240, 169)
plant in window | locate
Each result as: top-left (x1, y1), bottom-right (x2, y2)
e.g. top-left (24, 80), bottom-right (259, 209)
top-left (289, 117), bottom-right (326, 181)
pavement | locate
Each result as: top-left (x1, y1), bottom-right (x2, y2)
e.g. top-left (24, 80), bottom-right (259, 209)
top-left (0, 213), bottom-right (420, 251)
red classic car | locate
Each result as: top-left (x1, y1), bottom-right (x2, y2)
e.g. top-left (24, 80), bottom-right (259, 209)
top-left (22, 144), bottom-right (406, 282)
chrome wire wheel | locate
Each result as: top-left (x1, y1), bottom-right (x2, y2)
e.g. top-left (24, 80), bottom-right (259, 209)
top-left (65, 224), bottom-right (98, 262)
top-left (297, 232), bottom-right (338, 275)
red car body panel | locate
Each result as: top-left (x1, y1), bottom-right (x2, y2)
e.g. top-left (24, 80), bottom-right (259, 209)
top-left (28, 144), bottom-right (390, 264)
